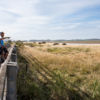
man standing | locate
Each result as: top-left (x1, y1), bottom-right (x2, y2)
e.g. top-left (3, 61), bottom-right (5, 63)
top-left (0, 32), bottom-right (10, 63)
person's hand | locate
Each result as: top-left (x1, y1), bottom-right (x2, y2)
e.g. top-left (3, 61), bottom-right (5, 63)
top-left (6, 37), bottom-right (10, 39)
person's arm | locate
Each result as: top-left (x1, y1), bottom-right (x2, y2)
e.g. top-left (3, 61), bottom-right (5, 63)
top-left (3, 37), bottom-right (10, 39)
top-left (0, 37), bottom-right (10, 40)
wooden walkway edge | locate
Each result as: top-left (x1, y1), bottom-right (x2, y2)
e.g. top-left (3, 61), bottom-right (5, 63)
top-left (0, 45), bottom-right (18, 100)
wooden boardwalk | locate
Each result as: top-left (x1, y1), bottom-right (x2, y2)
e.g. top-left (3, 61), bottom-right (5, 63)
top-left (0, 45), bottom-right (18, 100)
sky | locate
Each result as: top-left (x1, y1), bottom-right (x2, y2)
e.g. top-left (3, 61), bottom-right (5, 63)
top-left (0, 0), bottom-right (100, 40)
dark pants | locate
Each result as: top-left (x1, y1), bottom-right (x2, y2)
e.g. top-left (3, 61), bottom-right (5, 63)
top-left (0, 47), bottom-right (8, 55)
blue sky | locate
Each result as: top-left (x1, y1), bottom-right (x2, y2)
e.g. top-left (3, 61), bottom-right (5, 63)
top-left (0, 0), bottom-right (100, 40)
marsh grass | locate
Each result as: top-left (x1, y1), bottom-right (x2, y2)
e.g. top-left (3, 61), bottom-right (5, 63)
top-left (24, 42), bottom-right (43, 47)
top-left (17, 44), bottom-right (100, 100)
top-left (47, 47), bottom-right (91, 54)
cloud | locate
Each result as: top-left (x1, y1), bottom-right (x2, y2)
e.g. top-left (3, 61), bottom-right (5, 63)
top-left (0, 0), bottom-right (100, 40)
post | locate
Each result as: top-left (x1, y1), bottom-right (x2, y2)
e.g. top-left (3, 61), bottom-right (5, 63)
top-left (11, 54), bottom-right (17, 62)
top-left (6, 62), bottom-right (18, 100)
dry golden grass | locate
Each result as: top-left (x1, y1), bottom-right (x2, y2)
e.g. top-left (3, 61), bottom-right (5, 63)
top-left (19, 44), bottom-right (100, 99)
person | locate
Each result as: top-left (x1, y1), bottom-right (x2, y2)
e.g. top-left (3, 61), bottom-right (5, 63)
top-left (0, 32), bottom-right (10, 63)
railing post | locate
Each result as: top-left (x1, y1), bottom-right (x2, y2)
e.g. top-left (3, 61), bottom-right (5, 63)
top-left (6, 62), bottom-right (18, 100)
top-left (11, 54), bottom-right (17, 62)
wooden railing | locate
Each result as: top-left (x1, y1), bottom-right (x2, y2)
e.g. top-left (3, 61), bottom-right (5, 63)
top-left (0, 45), bottom-right (18, 100)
